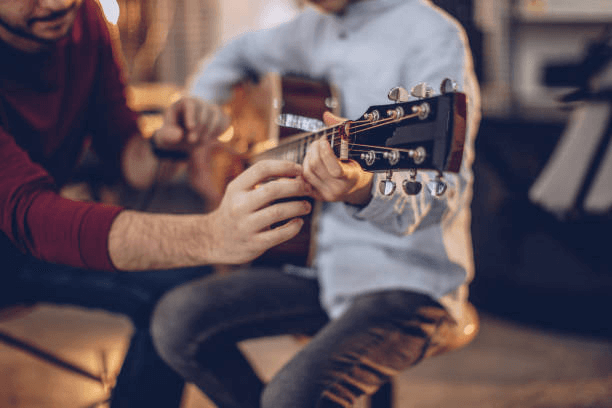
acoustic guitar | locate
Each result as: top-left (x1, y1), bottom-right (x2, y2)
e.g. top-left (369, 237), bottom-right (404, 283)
top-left (207, 73), bottom-right (467, 267)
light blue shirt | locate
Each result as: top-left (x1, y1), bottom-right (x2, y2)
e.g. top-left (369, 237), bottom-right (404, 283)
top-left (190, 0), bottom-right (481, 321)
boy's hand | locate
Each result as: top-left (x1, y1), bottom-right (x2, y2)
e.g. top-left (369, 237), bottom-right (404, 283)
top-left (303, 112), bottom-right (373, 205)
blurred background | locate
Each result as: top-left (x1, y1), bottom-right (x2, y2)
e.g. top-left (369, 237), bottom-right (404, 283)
top-left (1, 0), bottom-right (611, 407)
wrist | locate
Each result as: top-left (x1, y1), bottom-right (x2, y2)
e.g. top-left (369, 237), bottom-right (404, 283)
top-left (345, 172), bottom-right (374, 206)
top-left (149, 134), bottom-right (189, 160)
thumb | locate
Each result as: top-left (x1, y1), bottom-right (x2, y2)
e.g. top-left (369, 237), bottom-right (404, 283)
top-left (155, 124), bottom-right (183, 146)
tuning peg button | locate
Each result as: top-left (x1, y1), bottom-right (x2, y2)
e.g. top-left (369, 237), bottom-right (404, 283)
top-left (402, 168), bottom-right (422, 195)
top-left (402, 180), bottom-right (422, 195)
top-left (427, 178), bottom-right (447, 197)
top-left (379, 171), bottom-right (396, 196)
top-left (410, 83), bottom-right (434, 99)
top-left (379, 179), bottom-right (397, 196)
top-left (440, 78), bottom-right (458, 94)
top-left (387, 87), bottom-right (411, 103)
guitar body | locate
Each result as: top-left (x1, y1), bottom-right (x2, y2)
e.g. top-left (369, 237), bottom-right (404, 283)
top-left (219, 73), bottom-right (340, 267)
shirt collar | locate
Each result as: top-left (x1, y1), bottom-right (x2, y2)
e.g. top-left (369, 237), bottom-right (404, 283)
top-left (345, 0), bottom-right (417, 16)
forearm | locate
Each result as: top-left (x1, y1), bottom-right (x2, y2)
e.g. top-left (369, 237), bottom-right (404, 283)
top-left (108, 210), bottom-right (215, 271)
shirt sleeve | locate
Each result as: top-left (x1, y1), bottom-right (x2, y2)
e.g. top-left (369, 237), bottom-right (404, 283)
top-left (351, 19), bottom-right (481, 237)
top-left (188, 11), bottom-right (319, 102)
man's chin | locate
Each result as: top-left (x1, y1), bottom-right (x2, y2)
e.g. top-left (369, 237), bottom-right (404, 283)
top-left (0, 19), bottom-right (73, 52)
top-left (31, 19), bottom-right (75, 43)
top-left (34, 29), bottom-right (72, 44)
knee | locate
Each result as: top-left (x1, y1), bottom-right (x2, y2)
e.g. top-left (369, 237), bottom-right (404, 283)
top-left (261, 374), bottom-right (339, 408)
top-left (149, 287), bottom-right (191, 368)
top-left (260, 380), bottom-right (278, 408)
top-left (150, 281), bottom-right (218, 371)
top-left (261, 375), bottom-right (293, 408)
top-left (261, 361), bottom-right (321, 408)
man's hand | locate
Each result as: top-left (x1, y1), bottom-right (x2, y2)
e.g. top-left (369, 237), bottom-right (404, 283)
top-left (109, 160), bottom-right (313, 270)
top-left (122, 97), bottom-right (231, 191)
top-left (153, 97), bottom-right (230, 153)
top-left (303, 112), bottom-right (374, 205)
top-left (204, 160), bottom-right (312, 265)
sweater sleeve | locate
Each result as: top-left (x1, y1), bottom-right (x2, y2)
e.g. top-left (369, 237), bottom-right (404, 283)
top-left (0, 0), bottom-right (130, 271)
top-left (0, 128), bottom-right (123, 271)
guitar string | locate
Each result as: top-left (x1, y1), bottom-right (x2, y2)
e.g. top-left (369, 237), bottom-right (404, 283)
top-left (265, 138), bottom-right (416, 159)
top-left (266, 116), bottom-right (420, 160)
top-left (262, 141), bottom-right (420, 161)
top-left (272, 116), bottom-right (405, 149)
top-left (288, 110), bottom-right (421, 146)
top-left (256, 105), bottom-right (431, 163)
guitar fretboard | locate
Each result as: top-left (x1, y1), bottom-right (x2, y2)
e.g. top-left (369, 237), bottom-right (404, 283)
top-left (252, 125), bottom-right (342, 164)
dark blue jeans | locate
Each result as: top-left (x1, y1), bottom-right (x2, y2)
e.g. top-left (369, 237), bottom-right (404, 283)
top-left (150, 268), bottom-right (454, 408)
top-left (1, 253), bottom-right (213, 408)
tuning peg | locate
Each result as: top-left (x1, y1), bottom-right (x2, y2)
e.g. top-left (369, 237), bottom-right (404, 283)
top-left (410, 83), bottom-right (434, 99)
top-left (360, 151), bottom-right (377, 167)
top-left (402, 180), bottom-right (422, 195)
top-left (387, 87), bottom-right (411, 103)
top-left (364, 110), bottom-right (380, 122)
top-left (402, 168), bottom-right (422, 195)
top-left (383, 150), bottom-right (400, 166)
top-left (378, 171), bottom-right (396, 196)
top-left (440, 78), bottom-right (458, 94)
top-left (427, 175), bottom-right (447, 197)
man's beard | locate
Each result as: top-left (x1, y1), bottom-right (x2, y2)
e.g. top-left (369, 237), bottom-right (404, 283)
top-left (0, 4), bottom-right (77, 47)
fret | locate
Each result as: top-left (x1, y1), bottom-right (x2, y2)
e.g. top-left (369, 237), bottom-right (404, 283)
top-left (307, 133), bottom-right (315, 156)
top-left (288, 144), bottom-right (297, 163)
top-left (298, 138), bottom-right (305, 165)
top-left (339, 123), bottom-right (349, 160)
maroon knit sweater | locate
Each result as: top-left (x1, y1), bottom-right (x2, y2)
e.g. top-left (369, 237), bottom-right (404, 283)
top-left (0, 0), bottom-right (138, 271)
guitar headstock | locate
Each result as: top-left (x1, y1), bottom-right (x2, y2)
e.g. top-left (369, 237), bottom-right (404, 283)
top-left (345, 85), bottom-right (466, 173)
top-left (332, 79), bottom-right (467, 196)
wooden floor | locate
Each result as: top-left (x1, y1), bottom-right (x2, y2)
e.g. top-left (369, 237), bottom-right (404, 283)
top-left (0, 304), bottom-right (610, 408)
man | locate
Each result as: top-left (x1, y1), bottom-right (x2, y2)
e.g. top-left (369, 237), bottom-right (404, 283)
top-left (151, 0), bottom-right (481, 407)
top-left (0, 0), bottom-right (312, 406)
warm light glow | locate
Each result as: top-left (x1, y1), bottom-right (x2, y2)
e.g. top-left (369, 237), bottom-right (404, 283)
top-left (99, 0), bottom-right (120, 25)
top-left (218, 126), bottom-right (235, 143)
top-left (463, 323), bottom-right (476, 336)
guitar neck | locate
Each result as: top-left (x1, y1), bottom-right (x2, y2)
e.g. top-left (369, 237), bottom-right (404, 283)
top-left (251, 126), bottom-right (340, 165)
top-left (249, 91), bottom-right (460, 174)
